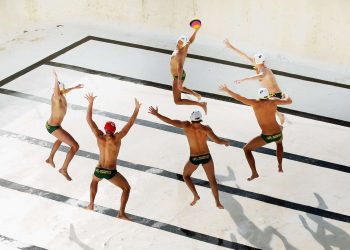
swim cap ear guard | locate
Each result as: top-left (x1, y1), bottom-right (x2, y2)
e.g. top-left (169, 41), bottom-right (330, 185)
top-left (254, 53), bottom-right (266, 65)
top-left (104, 121), bottom-right (116, 133)
top-left (190, 110), bottom-right (202, 122)
top-left (257, 88), bottom-right (269, 100)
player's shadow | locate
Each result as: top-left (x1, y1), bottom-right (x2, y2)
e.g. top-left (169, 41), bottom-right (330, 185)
top-left (69, 224), bottom-right (95, 250)
top-left (217, 166), bottom-right (236, 184)
top-left (217, 166), bottom-right (298, 250)
top-left (299, 193), bottom-right (350, 250)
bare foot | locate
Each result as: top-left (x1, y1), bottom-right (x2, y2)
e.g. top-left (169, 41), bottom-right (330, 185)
top-left (216, 203), bottom-right (224, 209)
top-left (45, 158), bottom-right (55, 168)
top-left (201, 102), bottom-right (207, 115)
top-left (117, 213), bottom-right (131, 221)
top-left (247, 173), bottom-right (259, 181)
top-left (190, 196), bottom-right (200, 206)
top-left (278, 165), bottom-right (283, 173)
top-left (59, 168), bottom-right (72, 181)
top-left (86, 204), bottom-right (94, 210)
top-left (194, 92), bottom-right (202, 101)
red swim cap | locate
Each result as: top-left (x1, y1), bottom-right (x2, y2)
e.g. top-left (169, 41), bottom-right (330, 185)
top-left (104, 121), bottom-right (116, 133)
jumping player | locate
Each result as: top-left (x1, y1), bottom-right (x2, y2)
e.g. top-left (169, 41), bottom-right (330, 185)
top-left (148, 106), bottom-right (229, 208)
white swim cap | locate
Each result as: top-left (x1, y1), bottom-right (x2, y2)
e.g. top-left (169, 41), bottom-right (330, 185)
top-left (177, 35), bottom-right (189, 47)
top-left (254, 53), bottom-right (265, 65)
top-left (257, 88), bottom-right (269, 99)
top-left (190, 110), bottom-right (202, 122)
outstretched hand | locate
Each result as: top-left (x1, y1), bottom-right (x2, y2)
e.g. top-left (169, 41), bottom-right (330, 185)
top-left (53, 69), bottom-right (59, 83)
top-left (148, 106), bottom-right (159, 116)
top-left (224, 38), bottom-right (234, 49)
top-left (75, 84), bottom-right (84, 89)
top-left (85, 92), bottom-right (97, 103)
top-left (218, 84), bottom-right (229, 92)
top-left (224, 140), bottom-right (230, 147)
top-left (134, 98), bottom-right (142, 110)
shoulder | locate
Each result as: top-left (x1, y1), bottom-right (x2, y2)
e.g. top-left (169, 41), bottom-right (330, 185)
top-left (263, 67), bottom-right (273, 75)
top-left (203, 125), bottom-right (213, 132)
top-left (182, 121), bottom-right (191, 128)
top-left (113, 133), bottom-right (123, 140)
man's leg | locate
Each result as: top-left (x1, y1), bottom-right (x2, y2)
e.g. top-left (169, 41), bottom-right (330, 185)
top-left (276, 140), bottom-right (284, 172)
top-left (173, 80), bottom-right (207, 114)
top-left (87, 175), bottom-right (100, 210)
top-left (202, 159), bottom-right (224, 209)
top-left (180, 85), bottom-right (202, 101)
top-left (45, 139), bottom-right (62, 168)
top-left (108, 172), bottom-right (131, 220)
top-left (183, 161), bottom-right (200, 206)
top-left (243, 135), bottom-right (267, 181)
top-left (51, 128), bottom-right (80, 181)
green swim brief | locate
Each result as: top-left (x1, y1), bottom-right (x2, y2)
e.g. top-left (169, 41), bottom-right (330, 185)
top-left (173, 70), bottom-right (186, 81)
top-left (46, 122), bottom-right (60, 134)
top-left (261, 132), bottom-right (283, 143)
top-left (94, 167), bottom-right (117, 180)
top-left (269, 92), bottom-right (283, 99)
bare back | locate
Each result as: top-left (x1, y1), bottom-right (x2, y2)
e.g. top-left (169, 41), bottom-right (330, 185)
top-left (259, 67), bottom-right (281, 94)
top-left (183, 123), bottom-right (210, 156)
top-left (170, 47), bottom-right (189, 77)
top-left (252, 100), bottom-right (281, 134)
top-left (96, 134), bottom-right (122, 169)
top-left (48, 94), bottom-right (67, 125)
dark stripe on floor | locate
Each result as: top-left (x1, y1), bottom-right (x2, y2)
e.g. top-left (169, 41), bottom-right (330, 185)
top-left (0, 36), bottom-right (91, 87)
top-left (1, 87), bottom-right (348, 175)
top-left (0, 234), bottom-right (47, 250)
top-left (0, 178), bottom-right (257, 250)
top-left (45, 61), bottom-right (350, 128)
top-left (0, 129), bottom-right (349, 223)
top-left (88, 36), bottom-right (350, 90)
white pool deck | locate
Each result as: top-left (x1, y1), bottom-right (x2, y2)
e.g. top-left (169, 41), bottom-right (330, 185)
top-left (0, 25), bottom-right (349, 250)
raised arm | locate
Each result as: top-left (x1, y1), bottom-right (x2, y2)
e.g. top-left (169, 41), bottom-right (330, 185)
top-left (85, 93), bottom-right (103, 137)
top-left (63, 84), bottom-right (84, 94)
top-left (53, 70), bottom-right (61, 96)
top-left (188, 28), bottom-right (199, 45)
top-left (148, 106), bottom-right (189, 128)
top-left (219, 84), bottom-right (257, 106)
top-left (206, 126), bottom-right (230, 146)
top-left (234, 69), bottom-right (265, 85)
top-left (224, 39), bottom-right (254, 64)
top-left (118, 98), bottom-right (142, 138)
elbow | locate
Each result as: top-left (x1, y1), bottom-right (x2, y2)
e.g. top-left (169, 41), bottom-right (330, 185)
top-left (213, 139), bottom-right (221, 144)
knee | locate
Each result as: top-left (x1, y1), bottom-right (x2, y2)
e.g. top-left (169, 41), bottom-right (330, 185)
top-left (183, 172), bottom-right (191, 180)
top-left (90, 180), bottom-right (98, 190)
top-left (123, 184), bottom-right (131, 193)
top-left (243, 144), bottom-right (251, 153)
top-left (72, 142), bottom-right (79, 152)
top-left (174, 98), bottom-right (181, 105)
